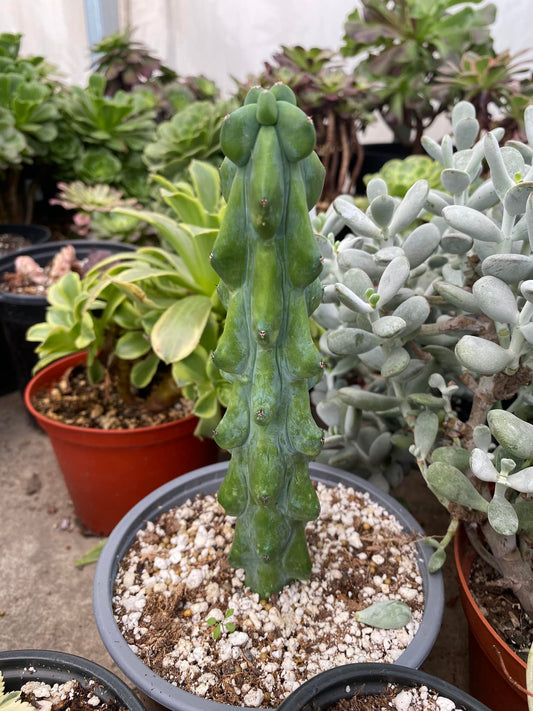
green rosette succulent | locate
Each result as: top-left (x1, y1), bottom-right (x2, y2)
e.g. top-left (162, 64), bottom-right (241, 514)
top-left (210, 84), bottom-right (326, 599)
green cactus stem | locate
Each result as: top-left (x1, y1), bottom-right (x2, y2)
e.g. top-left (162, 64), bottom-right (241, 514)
top-left (211, 84), bottom-right (326, 599)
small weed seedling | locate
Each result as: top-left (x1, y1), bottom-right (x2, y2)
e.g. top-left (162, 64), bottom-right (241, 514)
top-left (206, 608), bottom-right (235, 640)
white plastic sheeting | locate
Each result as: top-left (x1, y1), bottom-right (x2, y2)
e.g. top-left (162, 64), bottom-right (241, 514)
top-left (121, 0), bottom-right (357, 95)
top-left (2, 0), bottom-right (533, 115)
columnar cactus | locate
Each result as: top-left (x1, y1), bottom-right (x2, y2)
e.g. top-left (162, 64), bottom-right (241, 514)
top-left (210, 84), bottom-right (326, 599)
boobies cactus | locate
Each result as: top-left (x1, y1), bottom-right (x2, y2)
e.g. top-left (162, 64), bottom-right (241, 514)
top-left (210, 84), bottom-right (326, 599)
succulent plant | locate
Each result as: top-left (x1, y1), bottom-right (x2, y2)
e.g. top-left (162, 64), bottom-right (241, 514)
top-left (49, 181), bottom-right (147, 242)
top-left (49, 74), bottom-right (157, 201)
top-left (210, 84), bottom-right (326, 599)
top-left (0, 32), bottom-right (61, 222)
top-left (143, 99), bottom-right (236, 182)
top-left (91, 27), bottom-right (220, 122)
top-left (363, 155), bottom-right (443, 198)
top-left (28, 161), bottom-right (229, 436)
top-left (341, 0), bottom-right (497, 150)
top-left (434, 49), bottom-right (533, 140)
top-left (91, 27), bottom-right (171, 96)
top-left (315, 99), bottom-right (533, 618)
top-left (238, 45), bottom-right (373, 205)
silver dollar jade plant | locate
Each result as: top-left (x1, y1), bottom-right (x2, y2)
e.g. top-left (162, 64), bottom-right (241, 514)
top-left (314, 100), bottom-right (533, 617)
top-left (210, 83), bottom-right (326, 600)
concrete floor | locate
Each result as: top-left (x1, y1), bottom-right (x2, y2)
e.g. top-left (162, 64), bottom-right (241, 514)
top-left (0, 388), bottom-right (469, 702)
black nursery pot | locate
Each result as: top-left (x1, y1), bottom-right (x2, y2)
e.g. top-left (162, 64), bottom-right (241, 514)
top-left (0, 240), bottom-right (134, 396)
top-left (356, 142), bottom-right (412, 195)
top-left (277, 663), bottom-right (491, 711)
top-left (0, 649), bottom-right (145, 711)
top-left (0, 224), bottom-right (50, 396)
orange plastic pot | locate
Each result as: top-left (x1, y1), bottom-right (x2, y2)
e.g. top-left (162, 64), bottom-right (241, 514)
top-left (24, 352), bottom-right (219, 536)
top-left (454, 525), bottom-right (527, 709)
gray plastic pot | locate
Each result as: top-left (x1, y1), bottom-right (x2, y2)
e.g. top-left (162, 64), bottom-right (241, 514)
top-left (277, 662), bottom-right (491, 711)
top-left (93, 461), bottom-right (444, 711)
top-left (0, 649), bottom-right (145, 711)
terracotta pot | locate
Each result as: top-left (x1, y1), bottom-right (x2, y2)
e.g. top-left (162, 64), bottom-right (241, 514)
top-left (24, 352), bottom-right (219, 536)
top-left (454, 524), bottom-right (527, 709)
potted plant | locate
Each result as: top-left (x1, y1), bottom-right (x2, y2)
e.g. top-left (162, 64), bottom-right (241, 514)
top-left (0, 33), bottom-right (62, 225)
top-left (0, 649), bottom-right (144, 711)
top-left (23, 162), bottom-right (228, 535)
top-left (91, 26), bottom-right (221, 122)
top-left (277, 662), bottom-right (491, 711)
top-left (0, 239), bottom-right (134, 395)
top-left (92, 84), bottom-right (444, 710)
top-left (313, 98), bottom-right (533, 707)
top-left (340, 0), bottom-right (497, 179)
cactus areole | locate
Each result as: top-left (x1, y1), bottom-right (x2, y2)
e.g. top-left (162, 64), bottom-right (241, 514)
top-left (210, 84), bottom-right (326, 599)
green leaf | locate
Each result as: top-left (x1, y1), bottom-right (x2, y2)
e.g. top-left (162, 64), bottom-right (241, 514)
top-left (115, 331), bottom-right (151, 359)
top-left (428, 548), bottom-right (447, 573)
top-left (431, 447), bottom-right (470, 471)
top-left (338, 387), bottom-right (399, 412)
top-left (487, 410), bottom-right (533, 460)
top-left (191, 159), bottom-right (222, 212)
top-left (152, 295), bottom-right (212, 363)
top-left (193, 389), bottom-right (218, 419)
top-left (355, 600), bottom-right (412, 629)
top-left (74, 539), bottom-right (106, 568)
top-left (488, 488), bottom-right (519, 536)
top-left (163, 190), bottom-right (207, 227)
top-left (414, 411), bottom-right (439, 460)
top-left (426, 462), bottom-right (489, 512)
top-left (225, 623), bottom-right (236, 632)
top-left (47, 272), bottom-right (82, 309)
top-left (131, 352), bottom-right (159, 389)
top-left (213, 626), bottom-right (221, 640)
top-left (171, 348), bottom-right (209, 386)
top-left (455, 336), bottom-right (512, 375)
top-left (206, 617), bottom-right (217, 625)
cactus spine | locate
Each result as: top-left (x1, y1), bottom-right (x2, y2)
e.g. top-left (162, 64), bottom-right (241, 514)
top-left (211, 84), bottom-right (326, 599)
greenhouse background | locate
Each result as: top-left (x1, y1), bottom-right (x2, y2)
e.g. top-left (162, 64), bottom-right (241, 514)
top-left (4, 1), bottom-right (533, 113)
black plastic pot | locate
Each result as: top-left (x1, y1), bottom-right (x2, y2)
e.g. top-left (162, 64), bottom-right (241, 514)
top-left (277, 662), bottom-right (491, 711)
top-left (0, 224), bottom-right (51, 395)
top-left (356, 142), bottom-right (412, 194)
top-left (0, 240), bottom-right (135, 396)
top-left (93, 461), bottom-right (445, 711)
top-left (0, 649), bottom-right (145, 711)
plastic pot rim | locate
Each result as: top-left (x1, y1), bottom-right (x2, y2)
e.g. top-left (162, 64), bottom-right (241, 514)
top-left (0, 648), bottom-right (144, 711)
top-left (276, 661), bottom-right (492, 711)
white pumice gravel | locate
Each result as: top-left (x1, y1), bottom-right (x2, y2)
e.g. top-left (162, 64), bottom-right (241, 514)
top-left (113, 482), bottom-right (425, 707)
top-left (20, 679), bottom-right (125, 711)
top-left (362, 684), bottom-right (461, 710)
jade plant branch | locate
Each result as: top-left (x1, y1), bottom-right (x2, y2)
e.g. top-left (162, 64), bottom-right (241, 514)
top-left (210, 84), bottom-right (326, 599)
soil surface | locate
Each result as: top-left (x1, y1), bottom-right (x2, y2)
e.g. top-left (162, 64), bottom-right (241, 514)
top-left (114, 483), bottom-right (424, 707)
top-left (331, 685), bottom-right (459, 710)
top-left (469, 555), bottom-right (533, 662)
top-left (30, 364), bottom-right (193, 429)
top-left (0, 233), bottom-right (31, 255)
top-left (21, 678), bottom-right (127, 711)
